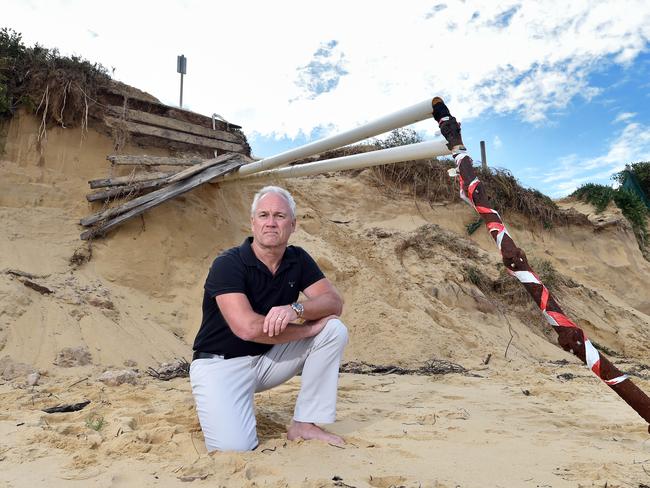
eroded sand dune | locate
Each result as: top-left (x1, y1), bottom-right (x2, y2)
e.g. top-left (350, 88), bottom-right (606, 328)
top-left (1, 112), bottom-right (649, 487)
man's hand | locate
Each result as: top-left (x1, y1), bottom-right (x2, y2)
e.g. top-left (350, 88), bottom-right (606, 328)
top-left (216, 285), bottom-right (341, 343)
top-left (263, 305), bottom-right (299, 337)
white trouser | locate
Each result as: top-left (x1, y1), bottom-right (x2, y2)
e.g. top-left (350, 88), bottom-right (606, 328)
top-left (189, 318), bottom-right (348, 452)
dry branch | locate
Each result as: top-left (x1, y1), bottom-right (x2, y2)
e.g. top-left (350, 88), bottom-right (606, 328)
top-left (340, 359), bottom-right (473, 376)
top-left (147, 359), bottom-right (190, 381)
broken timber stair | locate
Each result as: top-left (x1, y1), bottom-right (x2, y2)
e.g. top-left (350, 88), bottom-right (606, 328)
top-left (80, 103), bottom-right (252, 240)
top-left (80, 153), bottom-right (249, 240)
top-left (104, 106), bottom-right (247, 154)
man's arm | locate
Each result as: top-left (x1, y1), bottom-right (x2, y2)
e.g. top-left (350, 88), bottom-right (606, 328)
top-left (215, 293), bottom-right (332, 344)
top-left (263, 278), bottom-right (343, 337)
top-left (300, 277), bottom-right (344, 320)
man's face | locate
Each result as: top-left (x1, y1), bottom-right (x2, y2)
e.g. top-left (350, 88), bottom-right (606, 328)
top-left (251, 193), bottom-right (296, 249)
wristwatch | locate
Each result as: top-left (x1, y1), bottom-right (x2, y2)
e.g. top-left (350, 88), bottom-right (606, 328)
top-left (290, 302), bottom-right (304, 320)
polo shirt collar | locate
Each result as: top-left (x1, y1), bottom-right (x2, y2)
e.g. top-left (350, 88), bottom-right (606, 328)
top-left (240, 237), bottom-right (298, 272)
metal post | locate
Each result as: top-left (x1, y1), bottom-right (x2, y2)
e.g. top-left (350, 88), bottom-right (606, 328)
top-left (480, 140), bottom-right (487, 170)
top-left (177, 55), bottom-right (187, 109)
top-left (179, 72), bottom-right (184, 108)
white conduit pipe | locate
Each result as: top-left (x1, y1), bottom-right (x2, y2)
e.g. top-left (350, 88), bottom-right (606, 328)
top-left (223, 139), bottom-right (450, 183)
top-left (226, 98), bottom-right (437, 180)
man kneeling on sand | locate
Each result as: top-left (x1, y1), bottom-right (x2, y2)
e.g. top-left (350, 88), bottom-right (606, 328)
top-left (189, 185), bottom-right (349, 452)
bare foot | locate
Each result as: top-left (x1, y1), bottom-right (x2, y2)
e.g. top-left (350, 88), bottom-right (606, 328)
top-left (287, 421), bottom-right (345, 445)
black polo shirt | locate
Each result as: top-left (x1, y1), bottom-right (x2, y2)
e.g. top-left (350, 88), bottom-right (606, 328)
top-left (192, 237), bottom-right (325, 358)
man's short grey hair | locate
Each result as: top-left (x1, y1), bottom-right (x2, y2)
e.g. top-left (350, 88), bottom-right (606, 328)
top-left (251, 186), bottom-right (297, 219)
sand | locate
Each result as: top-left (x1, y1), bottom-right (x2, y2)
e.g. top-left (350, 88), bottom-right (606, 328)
top-left (1, 110), bottom-right (649, 487)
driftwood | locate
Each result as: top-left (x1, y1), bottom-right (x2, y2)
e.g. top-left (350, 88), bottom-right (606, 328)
top-left (3, 269), bottom-right (49, 280)
top-left (107, 154), bottom-right (207, 166)
top-left (4, 269), bottom-right (53, 294)
top-left (146, 359), bottom-right (190, 381)
top-left (80, 158), bottom-right (244, 240)
top-left (81, 153), bottom-right (237, 227)
top-left (86, 177), bottom-right (170, 202)
top-left (106, 106), bottom-right (242, 143)
top-left (105, 116), bottom-right (245, 153)
top-left (340, 359), bottom-right (473, 376)
top-left (88, 171), bottom-right (175, 189)
top-left (22, 280), bottom-right (54, 295)
top-left (42, 400), bottom-right (91, 414)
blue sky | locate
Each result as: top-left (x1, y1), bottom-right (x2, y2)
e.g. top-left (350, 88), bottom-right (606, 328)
top-left (4, 0), bottom-right (650, 197)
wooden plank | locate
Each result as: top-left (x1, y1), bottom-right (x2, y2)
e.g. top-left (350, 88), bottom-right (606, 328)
top-left (86, 178), bottom-right (169, 202)
top-left (106, 106), bottom-right (243, 143)
top-left (88, 153), bottom-right (251, 202)
top-left (105, 116), bottom-right (246, 153)
top-left (80, 160), bottom-right (244, 240)
top-left (80, 153), bottom-right (237, 227)
top-left (89, 171), bottom-right (175, 189)
top-left (107, 155), bottom-right (206, 166)
top-left (164, 155), bottom-right (238, 184)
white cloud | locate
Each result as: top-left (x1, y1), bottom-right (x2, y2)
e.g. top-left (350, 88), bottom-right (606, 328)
top-left (539, 121), bottom-right (650, 196)
top-left (2, 0), bottom-right (650, 141)
top-left (493, 135), bottom-right (503, 149)
top-left (614, 112), bottom-right (636, 123)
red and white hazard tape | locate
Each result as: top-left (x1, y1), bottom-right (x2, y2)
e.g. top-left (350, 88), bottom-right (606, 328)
top-left (453, 151), bottom-right (629, 387)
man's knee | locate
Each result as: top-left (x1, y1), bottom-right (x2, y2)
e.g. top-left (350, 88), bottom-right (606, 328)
top-left (206, 436), bottom-right (258, 453)
top-left (322, 318), bottom-right (349, 348)
top-left (202, 416), bottom-right (258, 452)
top-left (190, 360), bottom-right (258, 453)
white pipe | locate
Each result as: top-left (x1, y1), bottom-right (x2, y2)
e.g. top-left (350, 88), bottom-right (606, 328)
top-left (224, 139), bottom-right (450, 182)
top-left (230, 98), bottom-right (436, 179)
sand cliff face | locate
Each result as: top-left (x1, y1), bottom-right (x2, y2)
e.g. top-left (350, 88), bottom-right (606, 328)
top-left (1, 111), bottom-right (648, 372)
top-left (1, 112), bottom-right (650, 487)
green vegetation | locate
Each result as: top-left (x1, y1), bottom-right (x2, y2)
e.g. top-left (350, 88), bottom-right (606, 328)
top-left (571, 182), bottom-right (648, 252)
top-left (85, 414), bottom-right (105, 431)
top-left (0, 80), bottom-right (9, 114)
top-left (0, 27), bottom-right (110, 125)
top-left (614, 161), bottom-right (650, 197)
top-left (571, 183), bottom-right (617, 213)
top-left (612, 188), bottom-right (649, 242)
top-left (0, 28), bottom-right (24, 116)
top-left (375, 127), bottom-right (423, 149)
top-left (466, 217), bottom-right (483, 235)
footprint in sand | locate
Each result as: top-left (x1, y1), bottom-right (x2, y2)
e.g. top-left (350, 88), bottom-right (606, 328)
top-left (368, 475), bottom-right (409, 488)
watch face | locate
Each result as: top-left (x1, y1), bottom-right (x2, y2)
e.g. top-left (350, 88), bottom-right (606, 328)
top-left (292, 303), bottom-right (303, 317)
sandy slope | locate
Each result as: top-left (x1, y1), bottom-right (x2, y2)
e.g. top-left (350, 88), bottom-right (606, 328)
top-left (1, 112), bottom-right (649, 487)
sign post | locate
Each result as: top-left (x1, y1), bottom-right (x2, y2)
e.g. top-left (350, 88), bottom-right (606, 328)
top-left (177, 55), bottom-right (187, 108)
